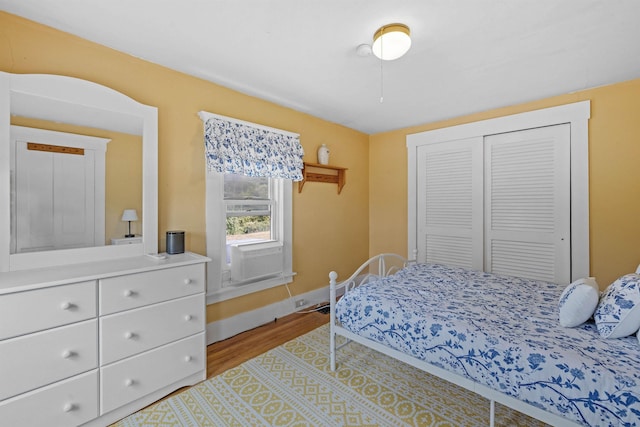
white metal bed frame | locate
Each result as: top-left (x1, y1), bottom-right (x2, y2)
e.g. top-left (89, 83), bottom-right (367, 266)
top-left (329, 253), bottom-right (581, 427)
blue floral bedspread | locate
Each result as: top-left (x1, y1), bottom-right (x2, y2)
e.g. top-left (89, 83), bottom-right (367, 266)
top-left (335, 263), bottom-right (640, 427)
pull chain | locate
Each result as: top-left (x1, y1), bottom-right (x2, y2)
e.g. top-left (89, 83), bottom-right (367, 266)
top-left (380, 55), bottom-right (384, 103)
top-left (379, 28), bottom-right (384, 103)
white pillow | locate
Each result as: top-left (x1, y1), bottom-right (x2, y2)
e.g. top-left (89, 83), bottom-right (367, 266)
top-left (558, 277), bottom-right (599, 327)
top-left (594, 273), bottom-right (640, 338)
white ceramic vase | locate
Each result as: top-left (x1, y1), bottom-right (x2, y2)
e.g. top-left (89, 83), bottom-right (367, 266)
top-left (317, 144), bottom-right (330, 165)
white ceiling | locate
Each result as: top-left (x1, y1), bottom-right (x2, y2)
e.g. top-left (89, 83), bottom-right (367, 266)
top-left (2, 0), bottom-right (640, 134)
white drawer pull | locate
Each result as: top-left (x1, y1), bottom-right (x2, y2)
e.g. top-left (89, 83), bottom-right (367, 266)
top-left (60, 301), bottom-right (73, 310)
top-left (124, 378), bottom-right (135, 387)
top-left (61, 350), bottom-right (75, 359)
top-left (184, 314), bottom-right (193, 321)
top-left (63, 403), bottom-right (75, 412)
top-left (123, 289), bottom-right (134, 297)
top-left (184, 355), bottom-right (193, 362)
top-left (183, 278), bottom-right (192, 285)
top-left (124, 331), bottom-right (135, 340)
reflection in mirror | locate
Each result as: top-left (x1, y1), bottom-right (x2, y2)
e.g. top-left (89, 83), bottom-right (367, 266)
top-left (0, 72), bottom-right (157, 272)
top-left (9, 118), bottom-right (142, 254)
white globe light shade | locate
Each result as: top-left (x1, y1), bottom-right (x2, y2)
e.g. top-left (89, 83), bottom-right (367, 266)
top-left (372, 24), bottom-right (411, 61)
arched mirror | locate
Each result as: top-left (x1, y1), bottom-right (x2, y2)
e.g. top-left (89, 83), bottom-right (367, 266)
top-left (0, 72), bottom-right (158, 272)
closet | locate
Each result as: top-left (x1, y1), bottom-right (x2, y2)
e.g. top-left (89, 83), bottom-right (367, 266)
top-left (407, 102), bottom-right (590, 284)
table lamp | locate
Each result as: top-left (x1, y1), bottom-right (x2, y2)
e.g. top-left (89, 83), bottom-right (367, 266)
top-left (121, 209), bottom-right (138, 238)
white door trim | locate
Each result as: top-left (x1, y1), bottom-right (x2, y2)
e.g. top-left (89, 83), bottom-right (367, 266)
top-left (407, 101), bottom-right (590, 280)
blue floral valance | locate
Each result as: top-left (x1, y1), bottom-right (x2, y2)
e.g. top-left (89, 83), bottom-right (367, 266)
top-left (203, 115), bottom-right (304, 181)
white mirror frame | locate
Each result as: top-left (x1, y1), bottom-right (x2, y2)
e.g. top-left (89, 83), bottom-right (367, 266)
top-left (0, 72), bottom-right (158, 271)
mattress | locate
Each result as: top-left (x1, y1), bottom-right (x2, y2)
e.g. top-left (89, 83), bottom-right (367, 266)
top-left (335, 263), bottom-right (640, 427)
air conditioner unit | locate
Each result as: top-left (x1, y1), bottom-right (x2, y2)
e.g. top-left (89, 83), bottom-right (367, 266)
top-left (230, 242), bottom-right (284, 283)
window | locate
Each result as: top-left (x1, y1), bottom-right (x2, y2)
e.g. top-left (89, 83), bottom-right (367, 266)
top-left (205, 171), bottom-right (294, 303)
top-left (224, 173), bottom-right (276, 262)
top-left (199, 111), bottom-right (302, 302)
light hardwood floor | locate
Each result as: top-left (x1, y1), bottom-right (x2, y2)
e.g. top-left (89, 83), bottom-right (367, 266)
top-left (206, 308), bottom-right (329, 378)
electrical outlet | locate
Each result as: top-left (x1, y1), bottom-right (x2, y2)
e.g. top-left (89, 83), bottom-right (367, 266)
top-left (295, 299), bottom-right (306, 308)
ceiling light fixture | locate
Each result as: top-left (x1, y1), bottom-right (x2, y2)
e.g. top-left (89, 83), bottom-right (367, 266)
top-left (372, 23), bottom-right (411, 61)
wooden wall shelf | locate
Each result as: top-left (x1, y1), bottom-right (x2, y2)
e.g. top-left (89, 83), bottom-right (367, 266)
top-left (298, 162), bottom-right (347, 194)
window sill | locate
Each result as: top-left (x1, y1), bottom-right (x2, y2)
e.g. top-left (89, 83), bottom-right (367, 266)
top-left (206, 272), bottom-right (295, 305)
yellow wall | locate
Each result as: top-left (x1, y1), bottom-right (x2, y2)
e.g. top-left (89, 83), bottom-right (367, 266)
top-left (0, 12), bottom-right (370, 322)
top-left (370, 80), bottom-right (640, 287)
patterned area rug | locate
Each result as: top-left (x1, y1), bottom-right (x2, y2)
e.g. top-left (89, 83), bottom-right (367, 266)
top-left (113, 324), bottom-right (547, 426)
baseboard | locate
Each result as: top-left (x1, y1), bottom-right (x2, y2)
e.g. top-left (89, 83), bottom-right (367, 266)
top-left (206, 286), bottom-right (328, 344)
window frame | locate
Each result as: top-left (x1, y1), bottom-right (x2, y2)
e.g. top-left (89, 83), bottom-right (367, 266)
top-left (205, 171), bottom-right (294, 304)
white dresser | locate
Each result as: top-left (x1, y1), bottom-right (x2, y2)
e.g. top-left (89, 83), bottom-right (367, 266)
top-left (0, 252), bottom-right (209, 426)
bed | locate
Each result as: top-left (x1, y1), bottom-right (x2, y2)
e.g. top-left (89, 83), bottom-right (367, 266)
top-left (329, 254), bottom-right (640, 427)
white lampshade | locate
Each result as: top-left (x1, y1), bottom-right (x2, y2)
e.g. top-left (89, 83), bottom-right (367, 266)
top-left (121, 209), bottom-right (138, 222)
top-left (372, 23), bottom-right (411, 61)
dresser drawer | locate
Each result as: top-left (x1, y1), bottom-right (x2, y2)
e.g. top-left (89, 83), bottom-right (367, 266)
top-left (0, 281), bottom-right (96, 340)
top-left (0, 319), bottom-right (98, 400)
top-left (99, 264), bottom-right (204, 315)
top-left (0, 370), bottom-right (98, 427)
top-left (100, 333), bottom-right (205, 414)
top-left (100, 293), bottom-right (205, 364)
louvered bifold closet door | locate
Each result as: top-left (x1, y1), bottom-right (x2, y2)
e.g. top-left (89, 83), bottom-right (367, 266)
top-left (484, 124), bottom-right (571, 284)
top-left (416, 138), bottom-right (483, 269)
